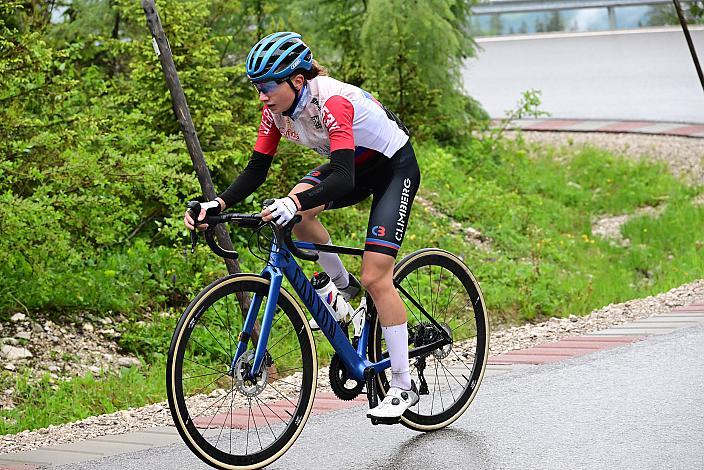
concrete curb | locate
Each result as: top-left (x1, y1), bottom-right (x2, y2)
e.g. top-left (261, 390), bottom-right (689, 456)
top-left (504, 119), bottom-right (704, 138)
top-left (2, 303), bottom-right (704, 468)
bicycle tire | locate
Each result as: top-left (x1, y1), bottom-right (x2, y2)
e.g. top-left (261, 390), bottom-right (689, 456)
top-left (167, 274), bottom-right (317, 469)
top-left (368, 248), bottom-right (489, 431)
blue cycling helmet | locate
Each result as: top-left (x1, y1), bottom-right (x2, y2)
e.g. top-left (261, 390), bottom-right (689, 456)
top-left (246, 32), bottom-right (313, 83)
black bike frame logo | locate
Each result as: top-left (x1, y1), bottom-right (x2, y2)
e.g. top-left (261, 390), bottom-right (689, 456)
top-left (288, 263), bottom-right (337, 340)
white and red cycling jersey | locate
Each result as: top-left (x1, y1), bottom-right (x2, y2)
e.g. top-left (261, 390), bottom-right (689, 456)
top-left (254, 76), bottom-right (409, 164)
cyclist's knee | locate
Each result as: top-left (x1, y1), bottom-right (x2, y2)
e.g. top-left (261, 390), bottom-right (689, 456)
top-left (360, 257), bottom-right (394, 295)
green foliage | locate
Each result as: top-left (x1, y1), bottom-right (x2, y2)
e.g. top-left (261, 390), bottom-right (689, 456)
top-left (360, 0), bottom-right (486, 141)
top-left (415, 135), bottom-right (700, 321)
top-left (647, 2), bottom-right (704, 25)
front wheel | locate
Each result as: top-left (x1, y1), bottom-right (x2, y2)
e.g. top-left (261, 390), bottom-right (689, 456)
top-left (167, 274), bottom-right (317, 469)
top-left (368, 249), bottom-right (489, 431)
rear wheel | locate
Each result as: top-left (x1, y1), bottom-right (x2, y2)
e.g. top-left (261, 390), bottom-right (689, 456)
top-left (368, 249), bottom-right (489, 431)
top-left (167, 274), bottom-right (317, 469)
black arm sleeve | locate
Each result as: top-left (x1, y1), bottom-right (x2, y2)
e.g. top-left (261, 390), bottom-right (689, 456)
top-left (218, 151), bottom-right (273, 208)
top-left (295, 149), bottom-right (355, 211)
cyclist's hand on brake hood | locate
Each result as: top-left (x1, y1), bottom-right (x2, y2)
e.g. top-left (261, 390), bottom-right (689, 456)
top-left (184, 199), bottom-right (223, 231)
top-left (262, 196), bottom-right (299, 227)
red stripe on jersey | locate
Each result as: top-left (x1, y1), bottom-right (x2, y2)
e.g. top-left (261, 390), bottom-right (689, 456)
top-left (254, 106), bottom-right (282, 156)
top-left (322, 95), bottom-right (355, 152)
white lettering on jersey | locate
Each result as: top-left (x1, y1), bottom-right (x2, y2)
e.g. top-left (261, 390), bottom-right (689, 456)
top-left (261, 107), bottom-right (275, 135)
top-left (322, 106), bottom-right (340, 132)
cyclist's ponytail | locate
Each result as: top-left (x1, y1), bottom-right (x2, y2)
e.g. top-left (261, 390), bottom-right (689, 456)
top-left (300, 59), bottom-right (327, 80)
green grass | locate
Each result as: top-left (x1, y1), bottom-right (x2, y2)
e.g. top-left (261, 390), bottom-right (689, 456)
top-left (414, 136), bottom-right (702, 321)
top-left (0, 362), bottom-right (165, 435)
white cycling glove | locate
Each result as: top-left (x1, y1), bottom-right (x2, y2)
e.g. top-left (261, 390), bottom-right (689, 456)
top-left (266, 197), bottom-right (298, 226)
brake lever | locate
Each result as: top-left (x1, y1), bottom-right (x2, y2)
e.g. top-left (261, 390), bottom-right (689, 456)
top-left (187, 200), bottom-right (201, 254)
top-left (190, 230), bottom-right (198, 253)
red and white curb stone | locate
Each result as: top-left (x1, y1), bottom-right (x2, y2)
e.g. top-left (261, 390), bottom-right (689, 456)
top-left (505, 119), bottom-right (704, 138)
top-left (2, 303), bottom-right (703, 468)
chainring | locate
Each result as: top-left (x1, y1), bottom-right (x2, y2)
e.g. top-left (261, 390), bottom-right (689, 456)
top-left (329, 353), bottom-right (364, 401)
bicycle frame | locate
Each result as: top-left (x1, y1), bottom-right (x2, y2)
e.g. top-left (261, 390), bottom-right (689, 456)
top-left (231, 238), bottom-right (386, 383)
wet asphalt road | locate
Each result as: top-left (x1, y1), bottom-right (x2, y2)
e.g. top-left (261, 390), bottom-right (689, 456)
top-left (60, 324), bottom-right (704, 470)
top-left (463, 27), bottom-right (704, 123)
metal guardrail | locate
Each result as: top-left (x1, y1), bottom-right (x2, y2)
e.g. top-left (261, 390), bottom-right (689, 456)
top-left (472, 0), bottom-right (691, 15)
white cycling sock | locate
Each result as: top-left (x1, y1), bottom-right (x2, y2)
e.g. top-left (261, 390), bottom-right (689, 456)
top-left (316, 239), bottom-right (350, 290)
top-left (382, 323), bottom-right (412, 390)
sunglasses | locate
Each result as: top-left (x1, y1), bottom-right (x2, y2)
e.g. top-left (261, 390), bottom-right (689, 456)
top-left (252, 80), bottom-right (285, 95)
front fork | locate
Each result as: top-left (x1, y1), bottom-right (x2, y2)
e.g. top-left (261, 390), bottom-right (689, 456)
top-left (230, 269), bottom-right (283, 378)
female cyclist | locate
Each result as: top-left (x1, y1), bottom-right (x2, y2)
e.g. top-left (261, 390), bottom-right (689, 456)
top-left (184, 31), bottom-right (421, 421)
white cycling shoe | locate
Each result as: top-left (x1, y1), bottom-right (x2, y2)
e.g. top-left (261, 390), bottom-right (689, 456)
top-left (367, 381), bottom-right (419, 424)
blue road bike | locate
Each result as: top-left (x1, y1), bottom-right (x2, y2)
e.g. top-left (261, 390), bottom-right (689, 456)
top-left (167, 201), bottom-right (489, 469)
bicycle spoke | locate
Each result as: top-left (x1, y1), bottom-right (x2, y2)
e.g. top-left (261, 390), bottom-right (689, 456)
top-left (270, 378), bottom-right (302, 391)
top-left (267, 326), bottom-right (295, 352)
top-left (188, 336), bottom-right (231, 370)
top-left (256, 395), bottom-right (289, 428)
top-left (199, 323), bottom-right (233, 365)
top-left (270, 347), bottom-right (300, 363)
top-left (249, 397), bottom-right (264, 451)
top-left (184, 370), bottom-right (228, 381)
top-left (191, 388), bottom-right (232, 422)
top-left (434, 267), bottom-right (445, 322)
top-left (398, 290), bottom-right (422, 325)
top-left (184, 356), bottom-right (229, 376)
top-left (255, 396), bottom-right (279, 440)
top-left (188, 373), bottom-right (229, 403)
top-left (435, 361), bottom-right (445, 412)
top-left (438, 358), bottom-right (467, 388)
top-left (440, 360), bottom-right (457, 402)
top-left (245, 402), bottom-right (251, 455)
top-left (217, 296), bottom-right (235, 359)
top-left (268, 382), bottom-right (298, 410)
top-left (200, 387), bottom-right (234, 433)
top-left (450, 349), bottom-right (475, 373)
top-left (229, 382), bottom-right (236, 455)
top-left (430, 358), bottom-right (439, 415)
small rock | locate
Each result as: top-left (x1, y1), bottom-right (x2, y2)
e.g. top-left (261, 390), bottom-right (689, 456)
top-left (568, 314), bottom-right (578, 322)
top-left (100, 317), bottom-right (113, 325)
top-left (10, 313), bottom-right (26, 322)
top-left (5, 363), bottom-right (16, 371)
top-left (100, 328), bottom-right (116, 336)
top-left (44, 320), bottom-right (55, 331)
top-left (88, 366), bottom-right (101, 375)
top-left (2, 337), bottom-right (19, 346)
top-left (48, 365), bottom-right (60, 372)
top-left (15, 331), bottom-right (31, 341)
top-left (117, 357), bottom-right (141, 368)
top-left (50, 335), bottom-right (61, 343)
top-left (4, 388), bottom-right (14, 396)
top-left (1, 345), bottom-right (33, 361)
top-left (82, 323), bottom-right (94, 333)
top-left (50, 373), bottom-right (59, 380)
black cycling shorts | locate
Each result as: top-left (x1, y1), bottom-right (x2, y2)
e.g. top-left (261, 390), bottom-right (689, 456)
top-left (298, 140), bottom-right (420, 258)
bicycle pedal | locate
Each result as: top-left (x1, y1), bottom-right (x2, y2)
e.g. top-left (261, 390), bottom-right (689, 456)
top-left (369, 416), bottom-right (401, 426)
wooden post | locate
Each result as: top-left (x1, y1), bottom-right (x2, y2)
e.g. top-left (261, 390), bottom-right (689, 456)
top-left (673, 0), bottom-right (704, 94)
top-left (141, 0), bottom-right (260, 343)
